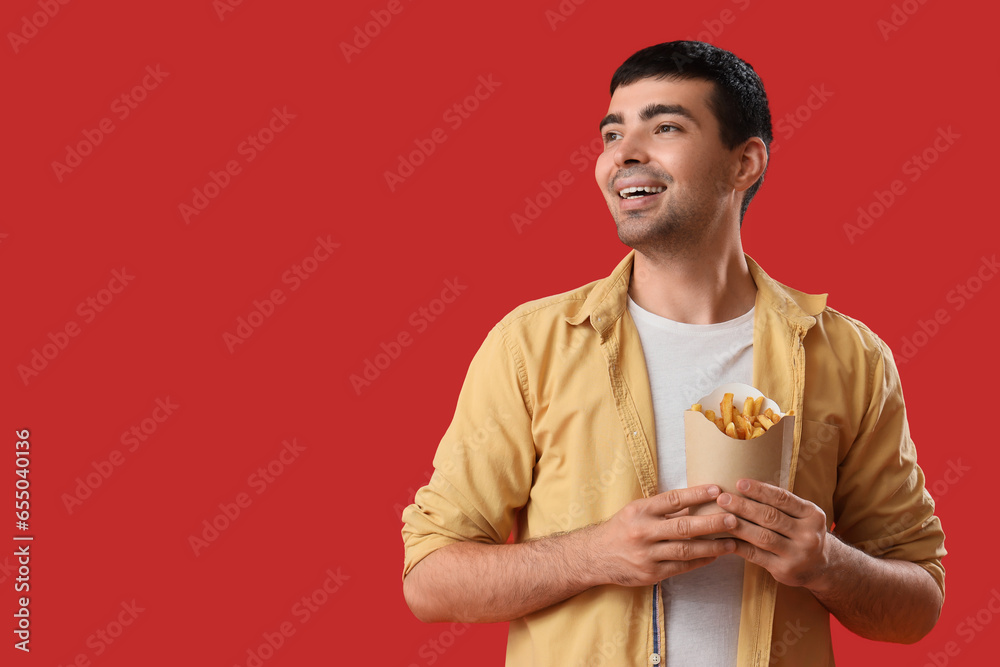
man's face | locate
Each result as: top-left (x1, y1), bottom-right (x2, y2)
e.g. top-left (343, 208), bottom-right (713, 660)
top-left (595, 76), bottom-right (741, 255)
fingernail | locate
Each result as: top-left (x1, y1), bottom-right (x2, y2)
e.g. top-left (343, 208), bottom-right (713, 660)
top-left (737, 479), bottom-right (750, 492)
top-left (718, 493), bottom-right (731, 505)
top-left (708, 485), bottom-right (720, 497)
top-left (724, 514), bottom-right (737, 529)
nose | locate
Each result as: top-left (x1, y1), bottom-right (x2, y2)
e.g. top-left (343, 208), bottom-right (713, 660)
top-left (612, 131), bottom-right (649, 168)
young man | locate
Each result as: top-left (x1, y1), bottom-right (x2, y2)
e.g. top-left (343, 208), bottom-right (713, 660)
top-left (401, 41), bottom-right (945, 666)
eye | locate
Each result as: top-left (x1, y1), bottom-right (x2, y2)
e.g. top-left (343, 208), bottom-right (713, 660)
top-left (602, 130), bottom-right (622, 144)
top-left (656, 123), bottom-right (679, 133)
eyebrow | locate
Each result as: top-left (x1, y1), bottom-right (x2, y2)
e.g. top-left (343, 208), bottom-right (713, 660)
top-left (598, 103), bottom-right (700, 132)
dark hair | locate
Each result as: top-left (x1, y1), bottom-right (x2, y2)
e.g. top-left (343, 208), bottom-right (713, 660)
top-left (610, 41), bottom-right (773, 225)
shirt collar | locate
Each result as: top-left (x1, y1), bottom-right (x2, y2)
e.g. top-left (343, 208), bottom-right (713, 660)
top-left (565, 249), bottom-right (827, 333)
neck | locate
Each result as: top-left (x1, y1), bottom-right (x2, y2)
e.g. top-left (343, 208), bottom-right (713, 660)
top-left (628, 240), bottom-right (757, 325)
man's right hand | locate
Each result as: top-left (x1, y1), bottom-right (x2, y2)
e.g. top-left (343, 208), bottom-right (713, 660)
top-left (404, 484), bottom-right (737, 623)
top-left (590, 484), bottom-right (738, 587)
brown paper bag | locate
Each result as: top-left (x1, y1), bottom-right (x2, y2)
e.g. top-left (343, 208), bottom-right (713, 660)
top-left (684, 383), bottom-right (794, 538)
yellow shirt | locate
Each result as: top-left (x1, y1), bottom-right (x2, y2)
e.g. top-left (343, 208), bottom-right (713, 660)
top-left (401, 250), bottom-right (946, 666)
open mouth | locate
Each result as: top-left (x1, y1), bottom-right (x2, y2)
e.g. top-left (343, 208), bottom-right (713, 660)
top-left (618, 185), bottom-right (666, 199)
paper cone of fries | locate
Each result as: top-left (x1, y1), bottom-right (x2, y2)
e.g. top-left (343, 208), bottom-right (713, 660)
top-left (684, 382), bottom-right (795, 538)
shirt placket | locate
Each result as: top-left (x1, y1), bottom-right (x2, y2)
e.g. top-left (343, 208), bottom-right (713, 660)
top-left (738, 312), bottom-right (812, 667)
top-left (597, 317), bottom-right (664, 665)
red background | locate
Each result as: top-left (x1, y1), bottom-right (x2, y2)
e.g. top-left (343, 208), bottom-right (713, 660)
top-left (2, 0), bottom-right (998, 665)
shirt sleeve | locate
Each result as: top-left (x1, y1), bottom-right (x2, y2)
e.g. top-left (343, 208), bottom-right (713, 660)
top-left (831, 335), bottom-right (947, 597)
top-left (400, 322), bottom-right (536, 580)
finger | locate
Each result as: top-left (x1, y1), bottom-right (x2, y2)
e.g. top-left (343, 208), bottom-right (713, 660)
top-left (731, 538), bottom-right (779, 572)
top-left (659, 556), bottom-right (722, 579)
top-left (727, 516), bottom-right (789, 556)
top-left (663, 507), bottom-right (692, 520)
top-left (734, 479), bottom-right (812, 519)
top-left (651, 536), bottom-right (736, 562)
top-left (655, 512), bottom-right (737, 541)
top-left (646, 485), bottom-right (721, 516)
top-left (717, 492), bottom-right (794, 538)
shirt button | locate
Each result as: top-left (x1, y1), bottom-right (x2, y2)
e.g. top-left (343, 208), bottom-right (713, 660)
top-left (650, 654), bottom-right (661, 665)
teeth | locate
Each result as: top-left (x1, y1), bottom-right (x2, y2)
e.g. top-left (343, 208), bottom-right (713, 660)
top-left (619, 185), bottom-right (666, 199)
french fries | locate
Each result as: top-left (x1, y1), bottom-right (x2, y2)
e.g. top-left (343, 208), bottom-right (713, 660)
top-left (690, 394), bottom-right (793, 440)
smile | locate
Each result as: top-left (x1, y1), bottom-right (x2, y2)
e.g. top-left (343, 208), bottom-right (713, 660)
top-left (618, 185), bottom-right (666, 199)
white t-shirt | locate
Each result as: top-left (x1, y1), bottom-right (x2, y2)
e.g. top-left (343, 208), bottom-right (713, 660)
top-left (627, 294), bottom-right (754, 667)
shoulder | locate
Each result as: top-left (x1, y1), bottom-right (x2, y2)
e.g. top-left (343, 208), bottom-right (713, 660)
top-left (751, 256), bottom-right (888, 361)
top-left (494, 279), bottom-right (600, 332)
top-left (806, 305), bottom-right (899, 402)
top-left (812, 305), bottom-right (886, 355)
top-left (755, 258), bottom-right (887, 363)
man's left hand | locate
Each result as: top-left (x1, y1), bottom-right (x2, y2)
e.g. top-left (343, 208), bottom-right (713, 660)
top-left (717, 479), bottom-right (831, 589)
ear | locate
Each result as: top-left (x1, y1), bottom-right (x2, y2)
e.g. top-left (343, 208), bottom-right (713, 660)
top-left (733, 137), bottom-right (768, 194)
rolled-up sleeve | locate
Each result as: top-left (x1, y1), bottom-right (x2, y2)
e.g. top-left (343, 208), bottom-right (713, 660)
top-left (401, 322), bottom-right (536, 579)
top-left (832, 336), bottom-right (946, 597)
